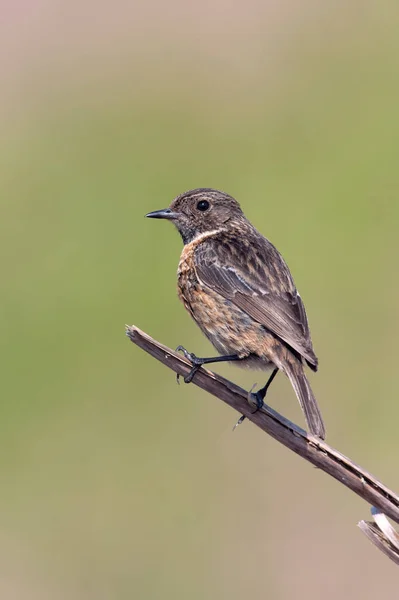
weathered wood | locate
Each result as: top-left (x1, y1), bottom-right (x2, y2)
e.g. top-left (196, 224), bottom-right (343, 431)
top-left (126, 325), bottom-right (399, 563)
top-left (359, 507), bottom-right (399, 565)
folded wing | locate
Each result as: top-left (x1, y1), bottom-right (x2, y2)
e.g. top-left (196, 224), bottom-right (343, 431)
top-left (194, 234), bottom-right (318, 370)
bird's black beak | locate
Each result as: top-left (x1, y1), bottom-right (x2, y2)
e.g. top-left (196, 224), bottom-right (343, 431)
top-left (145, 208), bottom-right (177, 220)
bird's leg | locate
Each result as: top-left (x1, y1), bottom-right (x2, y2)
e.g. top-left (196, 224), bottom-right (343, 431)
top-left (251, 367), bottom-right (279, 411)
top-left (176, 345), bottom-right (241, 384)
top-left (233, 368), bottom-right (279, 431)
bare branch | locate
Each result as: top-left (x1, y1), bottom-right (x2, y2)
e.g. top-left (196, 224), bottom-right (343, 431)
top-left (126, 325), bottom-right (399, 564)
top-left (359, 507), bottom-right (399, 565)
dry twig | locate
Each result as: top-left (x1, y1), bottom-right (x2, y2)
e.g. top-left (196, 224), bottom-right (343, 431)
top-left (359, 507), bottom-right (399, 565)
top-left (126, 325), bottom-right (399, 565)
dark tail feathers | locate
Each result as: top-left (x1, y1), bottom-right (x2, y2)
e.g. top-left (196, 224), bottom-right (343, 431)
top-left (283, 359), bottom-right (326, 439)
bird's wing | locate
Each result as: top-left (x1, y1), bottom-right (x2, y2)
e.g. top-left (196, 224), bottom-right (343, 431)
top-left (194, 234), bottom-right (318, 369)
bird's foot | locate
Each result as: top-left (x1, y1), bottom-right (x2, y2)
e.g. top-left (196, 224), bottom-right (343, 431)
top-left (250, 388), bottom-right (265, 414)
top-left (175, 345), bottom-right (204, 384)
top-left (233, 383), bottom-right (266, 431)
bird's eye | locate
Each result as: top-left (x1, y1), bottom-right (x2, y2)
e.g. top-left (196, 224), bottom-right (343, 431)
top-left (197, 200), bottom-right (210, 212)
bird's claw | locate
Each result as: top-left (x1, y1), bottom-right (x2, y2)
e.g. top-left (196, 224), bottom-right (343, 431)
top-left (176, 345), bottom-right (192, 361)
top-left (249, 390), bottom-right (265, 414)
top-left (232, 414), bottom-right (246, 431)
top-left (176, 346), bottom-right (203, 366)
top-left (176, 345), bottom-right (203, 384)
top-left (233, 383), bottom-right (259, 430)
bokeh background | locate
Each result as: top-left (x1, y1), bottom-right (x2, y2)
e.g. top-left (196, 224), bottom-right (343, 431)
top-left (1, 0), bottom-right (399, 597)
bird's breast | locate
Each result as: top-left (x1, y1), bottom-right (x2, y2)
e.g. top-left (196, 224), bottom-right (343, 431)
top-left (177, 241), bottom-right (269, 359)
top-left (177, 243), bottom-right (201, 317)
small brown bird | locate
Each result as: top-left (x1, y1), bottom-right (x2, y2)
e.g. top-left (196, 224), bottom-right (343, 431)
top-left (146, 188), bottom-right (325, 439)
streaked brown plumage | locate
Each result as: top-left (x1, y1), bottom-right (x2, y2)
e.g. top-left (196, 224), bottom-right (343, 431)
top-left (146, 188), bottom-right (325, 439)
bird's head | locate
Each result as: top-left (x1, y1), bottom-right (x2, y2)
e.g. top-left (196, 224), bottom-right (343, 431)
top-left (146, 188), bottom-right (244, 244)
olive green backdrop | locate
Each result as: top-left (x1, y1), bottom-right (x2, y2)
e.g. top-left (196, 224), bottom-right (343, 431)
top-left (1, 1), bottom-right (398, 597)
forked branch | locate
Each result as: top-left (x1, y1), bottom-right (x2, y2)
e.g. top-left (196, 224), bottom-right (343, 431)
top-left (126, 325), bottom-right (399, 565)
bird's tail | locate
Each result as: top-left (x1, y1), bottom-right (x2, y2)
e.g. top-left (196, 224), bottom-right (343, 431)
top-left (282, 357), bottom-right (326, 440)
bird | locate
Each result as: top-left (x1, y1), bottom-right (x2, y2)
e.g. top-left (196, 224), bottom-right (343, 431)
top-left (146, 188), bottom-right (325, 439)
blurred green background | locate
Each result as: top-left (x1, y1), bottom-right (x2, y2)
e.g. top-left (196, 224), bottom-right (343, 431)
top-left (1, 1), bottom-right (399, 597)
